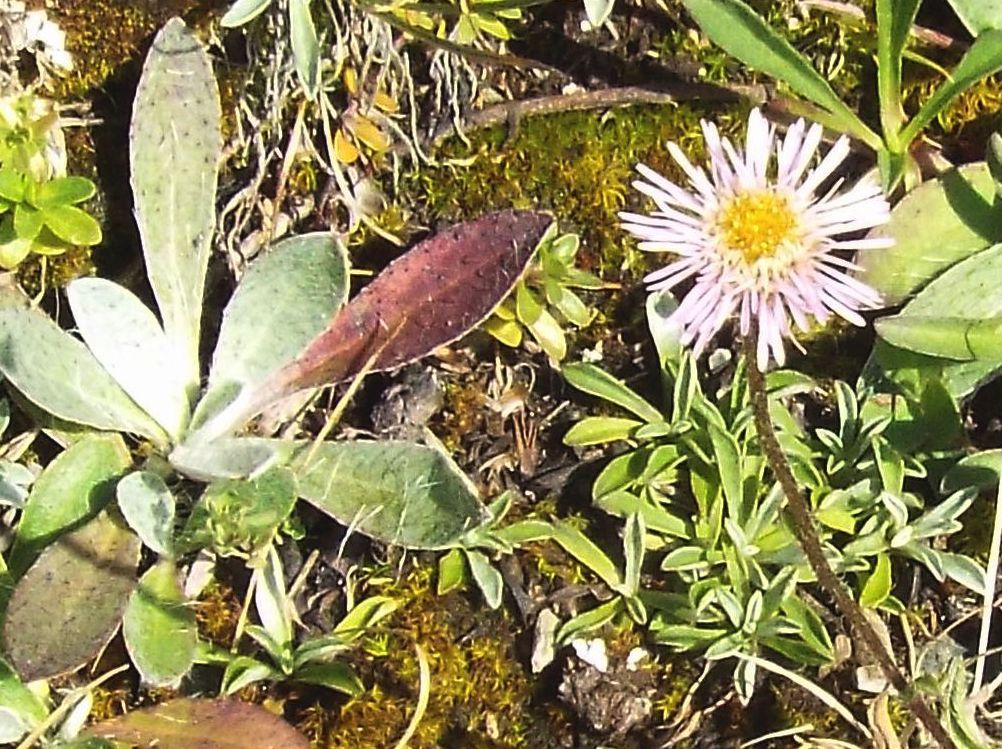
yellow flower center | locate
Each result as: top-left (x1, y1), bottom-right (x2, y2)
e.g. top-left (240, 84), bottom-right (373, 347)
top-left (717, 191), bottom-right (798, 264)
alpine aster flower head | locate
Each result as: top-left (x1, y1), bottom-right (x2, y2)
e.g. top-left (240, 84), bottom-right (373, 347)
top-left (620, 108), bottom-right (891, 371)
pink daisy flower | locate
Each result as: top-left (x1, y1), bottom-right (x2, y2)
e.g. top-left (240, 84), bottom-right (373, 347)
top-left (620, 108), bottom-right (891, 371)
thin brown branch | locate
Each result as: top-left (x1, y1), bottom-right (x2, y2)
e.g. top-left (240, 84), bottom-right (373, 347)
top-left (743, 323), bottom-right (956, 749)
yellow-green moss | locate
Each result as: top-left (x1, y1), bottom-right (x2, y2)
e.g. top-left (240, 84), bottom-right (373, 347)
top-left (195, 579), bottom-right (243, 647)
top-left (298, 564), bottom-right (542, 748)
top-left (408, 103), bottom-right (745, 280)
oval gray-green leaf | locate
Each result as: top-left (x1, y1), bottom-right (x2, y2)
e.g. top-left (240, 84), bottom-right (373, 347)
top-left (132, 17), bottom-right (221, 389)
top-left (123, 560), bottom-right (196, 687)
top-left (857, 163), bottom-right (1002, 304)
top-left (292, 441), bottom-right (488, 549)
top-left (871, 242), bottom-right (1002, 398)
top-left (221, 0), bottom-right (273, 27)
top-left (67, 278), bottom-right (190, 439)
top-left (2, 511), bottom-right (140, 682)
top-left (9, 433), bottom-right (131, 577)
top-left (0, 304), bottom-right (167, 444)
top-left (117, 471), bottom-right (176, 557)
top-left (209, 233), bottom-right (349, 394)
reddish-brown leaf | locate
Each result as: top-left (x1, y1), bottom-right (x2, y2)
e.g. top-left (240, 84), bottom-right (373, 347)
top-left (84, 698), bottom-right (310, 749)
top-left (247, 210), bottom-right (552, 410)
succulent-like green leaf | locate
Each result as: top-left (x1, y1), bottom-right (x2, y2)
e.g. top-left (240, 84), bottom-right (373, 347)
top-left (123, 560), bottom-right (196, 687)
top-left (871, 243), bottom-right (1002, 398)
top-left (84, 698), bottom-right (310, 749)
top-left (241, 211), bottom-right (552, 420)
top-left (116, 471), bottom-right (176, 557)
top-left (169, 436), bottom-right (291, 482)
top-left (562, 362), bottom-right (662, 423)
top-left (293, 440), bottom-right (488, 549)
top-left (0, 302), bottom-right (167, 444)
top-left (33, 176), bottom-right (95, 207)
top-left (856, 164), bottom-right (1002, 304)
top-left (2, 512), bottom-right (140, 682)
top-left (207, 233), bottom-right (349, 418)
top-left (131, 17), bottom-right (221, 390)
top-left (40, 205), bottom-right (101, 246)
top-left (67, 277), bottom-right (190, 439)
top-left (8, 433), bottom-right (131, 577)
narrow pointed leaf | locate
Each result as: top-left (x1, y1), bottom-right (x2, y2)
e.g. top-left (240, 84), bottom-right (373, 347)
top-left (123, 560), bottom-right (197, 687)
top-left (876, 0), bottom-right (920, 138)
top-left (244, 211), bottom-right (552, 415)
top-left (292, 440), bottom-right (488, 549)
top-left (2, 512), bottom-right (140, 682)
top-left (131, 18), bottom-right (221, 389)
top-left (562, 361), bottom-right (662, 423)
top-left (900, 31), bottom-right (1002, 147)
top-left (67, 277), bottom-right (190, 439)
top-left (0, 303), bottom-right (167, 443)
top-left (221, 0), bottom-right (273, 26)
top-left (84, 698), bottom-right (310, 749)
top-left (289, 0), bottom-right (320, 97)
top-left (682, 0), bottom-right (878, 147)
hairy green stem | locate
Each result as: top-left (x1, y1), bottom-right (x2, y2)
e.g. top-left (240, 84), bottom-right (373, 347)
top-left (742, 328), bottom-right (955, 749)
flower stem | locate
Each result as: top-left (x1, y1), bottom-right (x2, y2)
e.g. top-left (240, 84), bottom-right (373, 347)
top-left (743, 328), bottom-right (955, 749)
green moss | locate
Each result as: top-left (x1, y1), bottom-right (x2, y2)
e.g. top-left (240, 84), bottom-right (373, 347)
top-left (300, 564), bottom-right (545, 748)
top-left (408, 103), bottom-right (746, 282)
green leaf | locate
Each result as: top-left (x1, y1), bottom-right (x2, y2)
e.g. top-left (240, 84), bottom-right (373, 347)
top-left (989, 133), bottom-right (1002, 200)
top-left (859, 553), bottom-right (892, 608)
top-left (83, 698), bottom-right (310, 749)
top-left (708, 423), bottom-right (744, 523)
top-left (289, 0), bottom-right (320, 97)
top-left (552, 520), bottom-right (622, 589)
top-left (0, 170), bottom-right (25, 202)
top-left (294, 662), bottom-right (364, 695)
top-left (131, 18), bottom-right (221, 391)
top-left (583, 0), bottom-right (615, 26)
top-left (524, 304), bottom-right (567, 361)
top-left (857, 164), bottom-right (1002, 304)
top-left (211, 233), bottom-right (348, 390)
top-left (871, 243), bottom-right (1002, 398)
top-left (622, 512), bottom-right (644, 596)
top-left (941, 449), bottom-right (1002, 493)
top-left (556, 598), bottom-right (624, 644)
top-left (12, 203), bottom-right (43, 241)
top-left (332, 596), bottom-right (397, 642)
top-left (946, 0), bottom-right (1002, 35)
top-left (116, 471), bottom-right (176, 557)
top-left (123, 560), bottom-right (197, 687)
top-left (646, 289), bottom-right (683, 368)
top-left (33, 176), bottom-right (96, 207)
top-left (2, 512), bottom-right (140, 682)
top-left (939, 552), bottom-right (985, 595)
top-left (563, 416), bottom-right (642, 445)
top-left (40, 205), bottom-right (101, 246)
top-left (221, 0), bottom-right (273, 26)
top-left (293, 440), bottom-right (488, 549)
top-left (875, 0), bottom-right (920, 141)
top-left (179, 467), bottom-right (297, 558)
top-left (0, 302), bottom-right (168, 444)
top-left (682, 0), bottom-right (879, 148)
top-left (221, 655), bottom-right (279, 694)
top-left (9, 433), bottom-right (131, 577)
top-left (67, 277), bottom-right (191, 439)
top-left (563, 362), bottom-right (662, 423)
top-left (900, 31), bottom-right (1002, 148)
top-left (465, 549), bottom-right (504, 609)
top-left (0, 659), bottom-right (47, 744)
